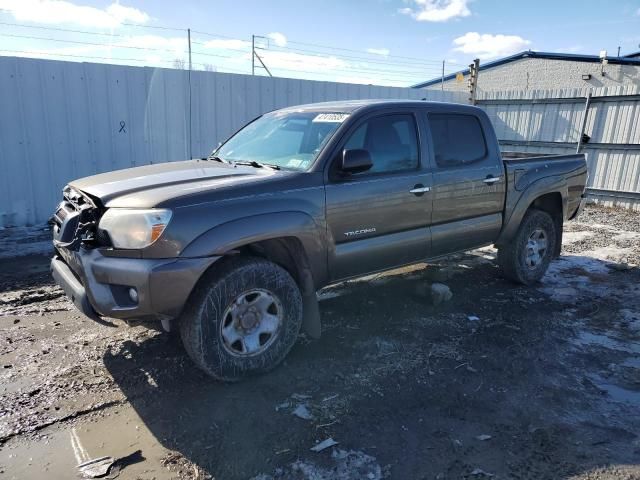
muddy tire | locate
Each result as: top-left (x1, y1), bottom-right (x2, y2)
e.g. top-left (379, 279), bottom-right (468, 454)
top-left (179, 256), bottom-right (303, 381)
top-left (498, 208), bottom-right (557, 285)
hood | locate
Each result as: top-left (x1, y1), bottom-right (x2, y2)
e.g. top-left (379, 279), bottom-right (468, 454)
top-left (70, 160), bottom-right (282, 208)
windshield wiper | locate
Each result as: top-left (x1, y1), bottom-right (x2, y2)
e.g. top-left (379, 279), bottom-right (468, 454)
top-left (234, 160), bottom-right (280, 170)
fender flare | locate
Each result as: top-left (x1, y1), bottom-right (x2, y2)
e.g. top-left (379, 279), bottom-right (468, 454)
top-left (180, 210), bottom-right (327, 287)
top-left (496, 175), bottom-right (568, 247)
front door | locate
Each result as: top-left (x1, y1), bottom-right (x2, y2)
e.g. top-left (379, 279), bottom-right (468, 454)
top-left (325, 111), bottom-right (432, 281)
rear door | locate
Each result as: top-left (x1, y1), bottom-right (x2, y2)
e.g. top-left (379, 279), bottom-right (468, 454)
top-left (424, 109), bottom-right (505, 257)
top-left (325, 109), bottom-right (432, 281)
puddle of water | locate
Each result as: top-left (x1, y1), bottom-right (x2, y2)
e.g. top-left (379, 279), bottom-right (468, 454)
top-left (0, 405), bottom-right (172, 480)
top-left (587, 374), bottom-right (640, 405)
top-left (572, 331), bottom-right (640, 355)
top-left (317, 290), bottom-right (347, 301)
top-left (622, 357), bottom-right (640, 369)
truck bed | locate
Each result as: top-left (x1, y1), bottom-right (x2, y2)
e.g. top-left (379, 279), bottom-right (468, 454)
top-left (500, 152), bottom-right (587, 227)
top-left (501, 151), bottom-right (574, 160)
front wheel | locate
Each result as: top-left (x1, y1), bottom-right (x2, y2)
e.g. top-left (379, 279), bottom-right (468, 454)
top-left (179, 257), bottom-right (303, 381)
top-left (498, 208), bottom-right (557, 285)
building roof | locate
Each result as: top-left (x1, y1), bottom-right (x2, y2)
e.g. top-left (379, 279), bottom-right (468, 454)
top-left (412, 50), bottom-right (640, 88)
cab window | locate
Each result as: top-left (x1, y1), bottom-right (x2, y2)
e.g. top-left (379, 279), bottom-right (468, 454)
top-left (341, 114), bottom-right (419, 175)
top-left (428, 113), bottom-right (487, 167)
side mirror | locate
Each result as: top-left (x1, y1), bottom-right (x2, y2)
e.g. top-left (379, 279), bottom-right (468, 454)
top-left (341, 149), bottom-right (372, 174)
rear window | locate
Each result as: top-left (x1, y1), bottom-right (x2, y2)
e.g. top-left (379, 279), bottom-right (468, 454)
top-left (428, 114), bottom-right (487, 167)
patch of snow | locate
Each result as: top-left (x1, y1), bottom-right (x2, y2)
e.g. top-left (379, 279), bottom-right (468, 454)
top-left (539, 254), bottom-right (620, 302)
top-left (585, 246), bottom-right (634, 264)
top-left (613, 231), bottom-right (640, 242)
top-left (573, 222), bottom-right (622, 233)
top-left (562, 231), bottom-right (595, 245)
top-left (252, 449), bottom-right (382, 480)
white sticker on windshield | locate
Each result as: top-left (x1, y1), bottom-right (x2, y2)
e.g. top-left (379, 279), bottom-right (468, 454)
top-left (287, 158), bottom-right (304, 168)
top-left (312, 113), bottom-right (349, 123)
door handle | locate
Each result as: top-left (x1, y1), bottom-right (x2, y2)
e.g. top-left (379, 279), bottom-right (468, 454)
top-left (410, 185), bottom-right (431, 194)
top-left (483, 176), bottom-right (501, 184)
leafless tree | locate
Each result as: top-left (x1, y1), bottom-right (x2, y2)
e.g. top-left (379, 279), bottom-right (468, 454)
top-left (172, 58), bottom-right (186, 70)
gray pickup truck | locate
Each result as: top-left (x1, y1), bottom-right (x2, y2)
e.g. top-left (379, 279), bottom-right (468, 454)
top-left (51, 100), bottom-right (587, 380)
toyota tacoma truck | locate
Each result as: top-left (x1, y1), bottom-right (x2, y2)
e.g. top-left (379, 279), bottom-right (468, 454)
top-left (51, 100), bottom-right (587, 380)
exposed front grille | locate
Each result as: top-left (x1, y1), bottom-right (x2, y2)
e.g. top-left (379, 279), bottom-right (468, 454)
top-left (52, 186), bottom-right (105, 249)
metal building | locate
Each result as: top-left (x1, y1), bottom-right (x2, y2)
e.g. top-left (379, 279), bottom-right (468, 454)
top-left (415, 51), bottom-right (640, 93)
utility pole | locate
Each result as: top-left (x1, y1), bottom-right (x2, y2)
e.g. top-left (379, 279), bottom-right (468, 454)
top-left (188, 28), bottom-right (192, 71)
top-left (251, 35), bottom-right (272, 77)
top-left (251, 34), bottom-right (255, 75)
top-left (441, 60), bottom-right (445, 91)
top-left (187, 28), bottom-right (192, 160)
top-left (468, 58), bottom-right (479, 105)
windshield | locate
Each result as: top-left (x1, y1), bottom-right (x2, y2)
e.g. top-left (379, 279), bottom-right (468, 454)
top-left (214, 111), bottom-right (349, 171)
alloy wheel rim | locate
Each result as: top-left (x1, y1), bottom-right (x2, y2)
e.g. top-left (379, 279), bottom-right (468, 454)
top-left (524, 228), bottom-right (548, 269)
top-left (219, 289), bottom-right (283, 357)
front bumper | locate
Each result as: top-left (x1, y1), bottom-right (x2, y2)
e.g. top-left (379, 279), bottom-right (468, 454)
top-left (51, 247), bottom-right (219, 322)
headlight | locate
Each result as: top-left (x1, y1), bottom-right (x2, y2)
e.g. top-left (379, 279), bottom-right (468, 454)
top-left (99, 209), bottom-right (172, 249)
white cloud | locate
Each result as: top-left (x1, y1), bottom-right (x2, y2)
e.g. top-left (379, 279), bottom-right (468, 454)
top-left (267, 32), bottom-right (287, 47)
top-left (400, 0), bottom-right (471, 22)
top-left (105, 3), bottom-right (148, 24)
top-left (366, 48), bottom-right (390, 56)
top-left (202, 39), bottom-right (251, 51)
top-left (116, 35), bottom-right (187, 56)
top-left (636, 7), bottom-right (640, 15)
top-left (452, 32), bottom-right (531, 59)
top-left (260, 50), bottom-right (346, 72)
top-left (0, 0), bottom-right (149, 28)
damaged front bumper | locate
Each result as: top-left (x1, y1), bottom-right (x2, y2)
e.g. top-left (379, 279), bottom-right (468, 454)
top-left (52, 247), bottom-right (219, 322)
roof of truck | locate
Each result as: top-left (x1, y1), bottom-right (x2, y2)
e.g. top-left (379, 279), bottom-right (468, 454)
top-left (277, 99), bottom-right (476, 113)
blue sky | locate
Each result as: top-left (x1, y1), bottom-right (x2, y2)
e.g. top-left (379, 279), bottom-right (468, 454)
top-left (1, 0), bottom-right (639, 86)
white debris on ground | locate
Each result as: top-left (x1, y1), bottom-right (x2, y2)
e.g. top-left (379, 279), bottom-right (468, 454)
top-left (430, 283), bottom-right (453, 305)
top-left (252, 449), bottom-right (382, 480)
top-left (310, 438), bottom-right (339, 452)
top-left (292, 404), bottom-right (314, 421)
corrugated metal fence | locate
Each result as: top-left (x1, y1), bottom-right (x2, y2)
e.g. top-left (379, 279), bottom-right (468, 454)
top-left (4, 56), bottom-right (638, 229)
top-left (477, 85), bottom-right (640, 210)
top-left (0, 56), bottom-right (466, 227)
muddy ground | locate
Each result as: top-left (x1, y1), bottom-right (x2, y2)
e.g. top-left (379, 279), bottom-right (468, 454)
top-left (1, 204), bottom-right (640, 480)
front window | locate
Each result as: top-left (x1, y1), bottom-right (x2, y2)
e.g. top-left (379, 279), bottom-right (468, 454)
top-left (215, 111), bottom-right (349, 171)
top-left (341, 114), bottom-right (419, 174)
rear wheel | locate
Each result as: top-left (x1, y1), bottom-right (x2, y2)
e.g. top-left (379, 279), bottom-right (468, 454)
top-left (179, 256), bottom-right (303, 381)
top-left (498, 208), bottom-right (557, 285)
